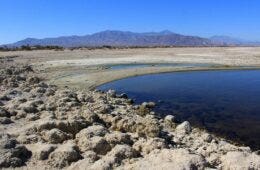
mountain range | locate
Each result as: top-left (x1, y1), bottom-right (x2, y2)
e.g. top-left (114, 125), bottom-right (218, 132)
top-left (2, 30), bottom-right (260, 47)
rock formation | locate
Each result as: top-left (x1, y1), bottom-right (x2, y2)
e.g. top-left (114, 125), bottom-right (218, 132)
top-left (0, 65), bottom-right (259, 169)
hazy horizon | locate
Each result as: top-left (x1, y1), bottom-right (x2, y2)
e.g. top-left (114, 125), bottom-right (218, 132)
top-left (1, 30), bottom-right (255, 45)
top-left (1, 0), bottom-right (260, 44)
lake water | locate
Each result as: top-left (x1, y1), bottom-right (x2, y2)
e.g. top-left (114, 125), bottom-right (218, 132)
top-left (98, 70), bottom-right (260, 150)
top-left (107, 63), bottom-right (213, 70)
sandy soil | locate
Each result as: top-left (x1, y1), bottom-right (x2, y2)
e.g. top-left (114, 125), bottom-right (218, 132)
top-left (1, 47), bottom-right (260, 89)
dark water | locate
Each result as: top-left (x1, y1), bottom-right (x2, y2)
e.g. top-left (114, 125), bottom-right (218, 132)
top-left (98, 70), bottom-right (260, 150)
top-left (107, 63), bottom-right (213, 70)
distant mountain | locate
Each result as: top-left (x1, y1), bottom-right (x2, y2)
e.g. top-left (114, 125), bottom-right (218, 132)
top-left (3, 31), bottom-right (260, 48)
top-left (210, 35), bottom-right (260, 46)
top-left (210, 36), bottom-right (247, 45)
top-left (4, 30), bottom-right (214, 47)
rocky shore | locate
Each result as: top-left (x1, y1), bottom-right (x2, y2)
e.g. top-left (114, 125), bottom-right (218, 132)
top-left (0, 65), bottom-right (260, 169)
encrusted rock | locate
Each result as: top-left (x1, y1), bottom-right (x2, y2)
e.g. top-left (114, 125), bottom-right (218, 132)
top-left (41, 128), bottom-right (69, 144)
top-left (76, 126), bottom-right (111, 154)
top-left (202, 133), bottom-right (213, 143)
top-left (48, 141), bottom-right (81, 168)
top-left (117, 93), bottom-right (128, 99)
top-left (105, 132), bottom-right (133, 147)
top-left (133, 138), bottom-right (167, 155)
top-left (141, 102), bottom-right (156, 108)
top-left (45, 88), bottom-right (56, 96)
top-left (164, 115), bottom-right (176, 129)
top-left (111, 115), bottom-right (161, 138)
top-left (76, 125), bottom-right (108, 139)
top-left (37, 118), bottom-right (90, 135)
top-left (81, 136), bottom-right (111, 155)
top-left (0, 107), bottom-right (10, 117)
top-left (19, 101), bottom-right (38, 113)
top-left (125, 149), bottom-right (206, 170)
top-left (0, 117), bottom-right (13, 124)
top-left (107, 89), bottom-right (116, 98)
top-left (164, 115), bottom-right (176, 123)
top-left (0, 136), bottom-right (32, 168)
top-left (28, 143), bottom-right (56, 160)
top-left (220, 151), bottom-right (260, 169)
top-left (175, 121), bottom-right (192, 134)
top-left (27, 76), bottom-right (40, 84)
top-left (81, 110), bottom-right (100, 123)
top-left (0, 135), bottom-right (17, 149)
top-left (91, 144), bottom-right (139, 169)
top-left (68, 151), bottom-right (98, 169)
top-left (16, 134), bottom-right (40, 144)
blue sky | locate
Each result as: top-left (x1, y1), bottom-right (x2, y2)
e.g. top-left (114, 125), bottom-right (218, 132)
top-left (0, 0), bottom-right (260, 44)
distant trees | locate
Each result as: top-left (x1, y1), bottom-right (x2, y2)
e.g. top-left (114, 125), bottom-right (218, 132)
top-left (21, 45), bottom-right (32, 50)
top-left (0, 45), bottom-right (64, 51)
top-left (0, 46), bottom-right (10, 51)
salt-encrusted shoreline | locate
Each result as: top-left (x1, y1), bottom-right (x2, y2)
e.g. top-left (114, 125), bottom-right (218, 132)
top-left (0, 65), bottom-right (260, 169)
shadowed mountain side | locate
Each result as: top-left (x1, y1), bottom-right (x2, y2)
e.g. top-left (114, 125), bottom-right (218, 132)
top-left (4, 30), bottom-right (260, 48)
top-left (6, 30), bottom-right (214, 47)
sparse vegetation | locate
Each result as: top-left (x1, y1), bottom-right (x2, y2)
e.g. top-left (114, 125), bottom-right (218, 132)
top-left (0, 45), bottom-right (64, 51)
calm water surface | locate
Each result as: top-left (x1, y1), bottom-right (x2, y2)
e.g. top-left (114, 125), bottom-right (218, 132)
top-left (98, 70), bottom-right (260, 150)
top-left (107, 63), bottom-right (213, 70)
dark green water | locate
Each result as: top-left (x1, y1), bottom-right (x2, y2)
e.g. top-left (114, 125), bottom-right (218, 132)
top-left (98, 70), bottom-right (260, 150)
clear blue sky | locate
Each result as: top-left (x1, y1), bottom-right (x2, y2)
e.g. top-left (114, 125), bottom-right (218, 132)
top-left (1, 0), bottom-right (260, 44)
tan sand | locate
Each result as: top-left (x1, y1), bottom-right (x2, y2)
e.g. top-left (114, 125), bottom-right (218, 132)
top-left (1, 47), bottom-right (260, 89)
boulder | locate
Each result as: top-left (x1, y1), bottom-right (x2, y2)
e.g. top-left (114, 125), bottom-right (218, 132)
top-left (133, 138), bottom-right (167, 155)
top-left (45, 88), bottom-right (56, 96)
top-left (76, 125), bottom-right (108, 139)
top-left (175, 121), bottom-right (192, 134)
top-left (68, 151), bottom-right (98, 170)
top-left (142, 102), bottom-right (156, 108)
top-left (107, 89), bottom-right (116, 98)
top-left (110, 115), bottom-right (161, 138)
top-left (28, 143), bottom-right (56, 160)
top-left (0, 107), bottom-right (10, 117)
top-left (91, 145), bottom-right (139, 169)
top-left (27, 76), bottom-right (40, 84)
top-left (81, 110), bottom-right (100, 123)
top-left (117, 93), bottom-right (128, 99)
top-left (41, 128), bottom-right (69, 144)
top-left (76, 135), bottom-right (111, 155)
top-left (220, 151), bottom-right (260, 170)
top-left (0, 135), bottom-right (17, 149)
top-left (0, 144), bottom-right (32, 168)
top-left (105, 132), bottom-right (133, 147)
top-left (16, 134), bottom-right (40, 144)
top-left (19, 101), bottom-right (38, 113)
top-left (126, 149), bottom-right (206, 170)
top-left (37, 118), bottom-right (90, 135)
top-left (164, 115), bottom-right (176, 123)
top-left (0, 117), bottom-right (13, 124)
top-left (48, 141), bottom-right (82, 168)
top-left (202, 133), bottom-right (213, 143)
top-left (164, 115), bottom-right (176, 129)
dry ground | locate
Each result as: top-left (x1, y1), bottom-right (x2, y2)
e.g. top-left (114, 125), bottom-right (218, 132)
top-left (1, 47), bottom-right (260, 89)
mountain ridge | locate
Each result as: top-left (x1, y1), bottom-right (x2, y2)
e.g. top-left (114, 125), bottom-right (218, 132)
top-left (3, 30), bottom-right (260, 47)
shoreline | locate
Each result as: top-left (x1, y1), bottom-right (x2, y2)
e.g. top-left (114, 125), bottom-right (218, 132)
top-left (0, 65), bottom-right (260, 169)
top-left (92, 65), bottom-right (260, 89)
top-left (95, 66), bottom-right (260, 151)
top-left (2, 46), bottom-right (260, 90)
top-left (47, 65), bottom-right (260, 90)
